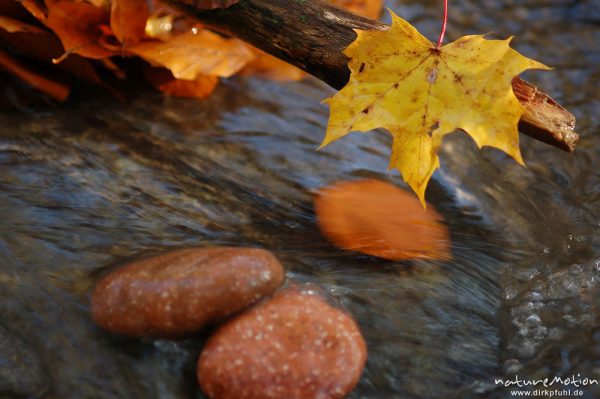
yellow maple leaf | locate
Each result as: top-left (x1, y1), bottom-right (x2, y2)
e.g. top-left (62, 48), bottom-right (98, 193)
top-left (322, 11), bottom-right (550, 206)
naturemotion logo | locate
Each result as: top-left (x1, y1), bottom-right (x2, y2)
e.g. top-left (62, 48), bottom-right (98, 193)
top-left (494, 374), bottom-right (598, 397)
top-left (494, 374), bottom-right (598, 389)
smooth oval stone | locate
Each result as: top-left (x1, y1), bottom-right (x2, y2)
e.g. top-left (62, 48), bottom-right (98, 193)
top-left (198, 287), bottom-right (367, 399)
top-left (91, 247), bottom-right (285, 337)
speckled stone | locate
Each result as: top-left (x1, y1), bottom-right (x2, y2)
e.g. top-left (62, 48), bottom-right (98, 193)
top-left (91, 247), bottom-right (285, 337)
top-left (198, 286), bottom-right (367, 399)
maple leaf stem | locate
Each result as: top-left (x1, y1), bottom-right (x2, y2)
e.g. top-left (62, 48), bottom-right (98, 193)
top-left (436, 0), bottom-right (448, 48)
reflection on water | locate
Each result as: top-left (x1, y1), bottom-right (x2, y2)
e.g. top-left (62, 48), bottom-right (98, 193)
top-left (0, 0), bottom-right (599, 398)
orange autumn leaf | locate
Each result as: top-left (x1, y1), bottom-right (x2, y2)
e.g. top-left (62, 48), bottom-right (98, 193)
top-left (85, 0), bottom-right (111, 9)
top-left (0, 22), bottom-right (106, 85)
top-left (8, 0), bottom-right (383, 101)
top-left (0, 15), bottom-right (45, 33)
top-left (157, 76), bottom-right (217, 98)
top-left (0, 46), bottom-right (69, 100)
top-left (240, 46), bottom-right (305, 81)
top-left (144, 65), bottom-right (218, 98)
top-left (126, 29), bottom-right (254, 80)
top-left (110, 0), bottom-right (148, 44)
top-left (179, 0), bottom-right (240, 9)
top-left (330, 0), bottom-right (383, 19)
top-left (144, 11), bottom-right (197, 40)
top-left (0, 0), bottom-right (40, 21)
top-left (19, 0), bottom-right (48, 22)
top-left (314, 179), bottom-right (451, 261)
top-left (45, 0), bottom-right (115, 60)
top-left (144, 13), bottom-right (175, 40)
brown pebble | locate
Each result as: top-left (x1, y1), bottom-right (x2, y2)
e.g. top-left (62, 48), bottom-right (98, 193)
top-left (198, 287), bottom-right (367, 399)
top-left (91, 247), bottom-right (285, 337)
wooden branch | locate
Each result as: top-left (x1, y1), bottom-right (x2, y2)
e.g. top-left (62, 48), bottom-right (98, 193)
top-left (170, 0), bottom-right (578, 152)
top-left (512, 77), bottom-right (578, 152)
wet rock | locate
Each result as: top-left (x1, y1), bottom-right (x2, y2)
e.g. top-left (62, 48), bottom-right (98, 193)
top-left (91, 247), bottom-right (285, 337)
top-left (501, 260), bottom-right (600, 373)
top-left (198, 286), bottom-right (366, 399)
top-left (314, 179), bottom-right (451, 261)
top-left (0, 324), bottom-right (47, 397)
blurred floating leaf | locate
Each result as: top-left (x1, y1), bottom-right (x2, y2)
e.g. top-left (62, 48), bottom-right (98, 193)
top-left (314, 179), bottom-right (452, 261)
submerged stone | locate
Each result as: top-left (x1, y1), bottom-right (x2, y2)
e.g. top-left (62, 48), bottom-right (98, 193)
top-left (91, 247), bottom-right (285, 337)
top-left (198, 286), bottom-right (367, 399)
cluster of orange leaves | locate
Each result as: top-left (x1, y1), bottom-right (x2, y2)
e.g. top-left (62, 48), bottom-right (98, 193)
top-left (0, 0), bottom-right (382, 101)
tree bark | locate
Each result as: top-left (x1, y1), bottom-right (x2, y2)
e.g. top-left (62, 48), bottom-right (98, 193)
top-left (170, 0), bottom-right (578, 152)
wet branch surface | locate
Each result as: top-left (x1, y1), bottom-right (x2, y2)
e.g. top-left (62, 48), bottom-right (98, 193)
top-left (170, 0), bottom-right (578, 152)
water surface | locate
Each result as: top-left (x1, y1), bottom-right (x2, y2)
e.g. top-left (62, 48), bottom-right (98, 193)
top-left (0, 0), bottom-right (599, 398)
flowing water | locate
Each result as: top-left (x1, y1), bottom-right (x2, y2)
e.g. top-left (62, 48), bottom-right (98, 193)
top-left (1, 0), bottom-right (599, 398)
